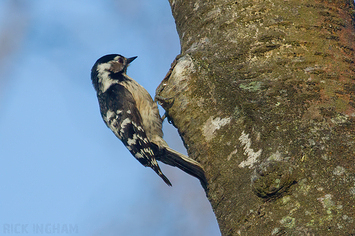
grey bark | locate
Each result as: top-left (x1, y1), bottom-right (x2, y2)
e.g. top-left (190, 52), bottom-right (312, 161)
top-left (156, 0), bottom-right (355, 235)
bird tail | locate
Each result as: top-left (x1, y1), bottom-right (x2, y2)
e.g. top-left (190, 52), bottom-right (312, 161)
top-left (156, 146), bottom-right (208, 191)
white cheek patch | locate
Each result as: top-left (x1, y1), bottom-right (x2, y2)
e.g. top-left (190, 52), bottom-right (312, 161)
top-left (97, 62), bottom-right (111, 76)
top-left (97, 62), bottom-right (117, 93)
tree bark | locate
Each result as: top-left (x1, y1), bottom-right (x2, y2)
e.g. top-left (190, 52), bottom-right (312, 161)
top-left (156, 0), bottom-right (355, 235)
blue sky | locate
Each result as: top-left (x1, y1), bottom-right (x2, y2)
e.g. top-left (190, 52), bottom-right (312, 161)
top-left (0, 1), bottom-right (220, 235)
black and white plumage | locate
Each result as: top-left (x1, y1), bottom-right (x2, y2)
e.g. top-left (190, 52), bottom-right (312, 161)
top-left (91, 54), bottom-right (207, 189)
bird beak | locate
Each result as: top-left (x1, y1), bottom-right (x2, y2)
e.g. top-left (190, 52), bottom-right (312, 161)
top-left (127, 56), bottom-right (137, 64)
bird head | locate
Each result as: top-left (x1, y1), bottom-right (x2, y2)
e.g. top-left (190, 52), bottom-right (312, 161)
top-left (91, 54), bottom-right (137, 93)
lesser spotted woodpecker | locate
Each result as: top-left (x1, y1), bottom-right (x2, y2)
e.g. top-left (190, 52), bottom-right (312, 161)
top-left (91, 54), bottom-right (207, 189)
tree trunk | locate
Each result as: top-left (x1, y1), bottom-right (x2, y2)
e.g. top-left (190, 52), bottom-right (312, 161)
top-left (156, 0), bottom-right (355, 235)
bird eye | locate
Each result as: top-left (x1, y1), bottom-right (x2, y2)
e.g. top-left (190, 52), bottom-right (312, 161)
top-left (118, 57), bottom-right (124, 64)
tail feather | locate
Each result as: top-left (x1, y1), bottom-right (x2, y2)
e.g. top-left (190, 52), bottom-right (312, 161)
top-left (151, 164), bottom-right (172, 186)
top-left (145, 158), bottom-right (172, 186)
top-left (157, 146), bottom-right (207, 191)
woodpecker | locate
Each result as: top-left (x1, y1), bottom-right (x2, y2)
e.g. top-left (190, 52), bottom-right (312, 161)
top-left (91, 54), bottom-right (207, 189)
